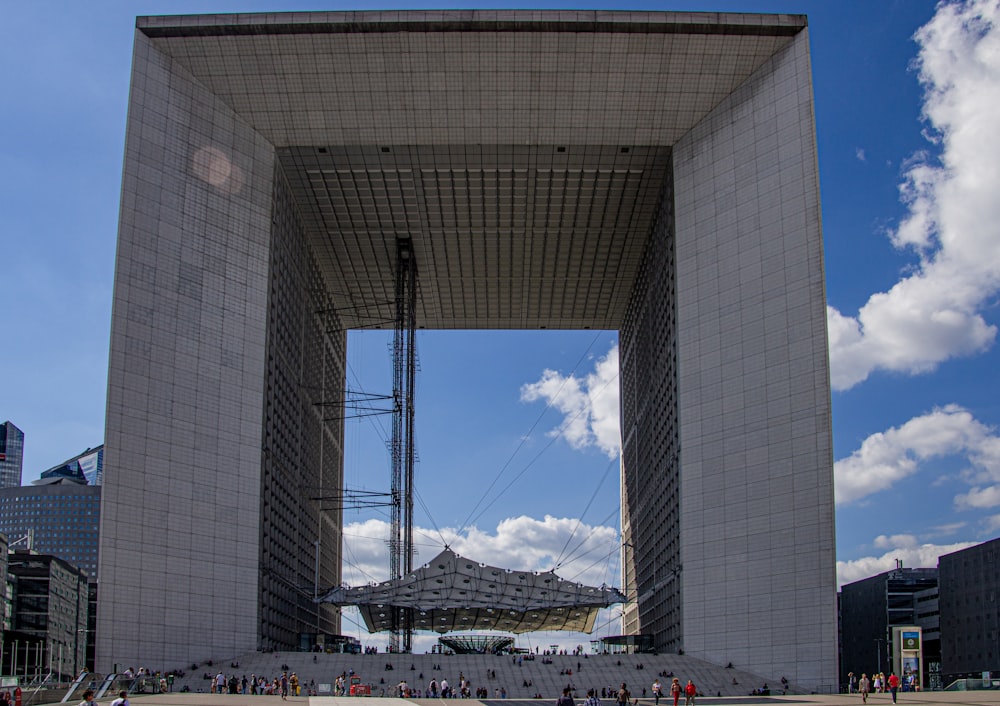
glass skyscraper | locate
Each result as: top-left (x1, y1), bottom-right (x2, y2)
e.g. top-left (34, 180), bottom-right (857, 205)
top-left (39, 445), bottom-right (104, 486)
top-left (0, 421), bottom-right (24, 488)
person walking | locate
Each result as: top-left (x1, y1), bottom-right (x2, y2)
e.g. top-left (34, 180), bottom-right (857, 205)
top-left (887, 673), bottom-right (900, 704)
top-left (557, 687), bottom-right (575, 706)
top-left (670, 678), bottom-right (681, 706)
top-left (617, 682), bottom-right (632, 706)
top-left (684, 680), bottom-right (696, 706)
top-left (858, 674), bottom-right (870, 704)
top-left (652, 678), bottom-right (662, 706)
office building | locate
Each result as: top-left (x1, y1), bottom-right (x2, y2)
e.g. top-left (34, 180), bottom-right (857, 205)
top-left (0, 449), bottom-right (102, 673)
top-left (39, 445), bottom-right (104, 486)
top-left (938, 537), bottom-right (1000, 683)
top-left (839, 568), bottom-right (940, 690)
top-left (7, 550), bottom-right (89, 679)
top-left (0, 481), bottom-right (101, 579)
top-left (0, 532), bottom-right (8, 632)
top-left (99, 10), bottom-right (836, 691)
top-left (0, 422), bottom-right (24, 489)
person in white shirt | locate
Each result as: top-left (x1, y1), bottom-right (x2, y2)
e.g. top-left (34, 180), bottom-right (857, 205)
top-left (110, 690), bottom-right (129, 706)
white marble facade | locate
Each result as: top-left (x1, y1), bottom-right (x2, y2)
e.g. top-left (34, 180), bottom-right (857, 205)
top-left (672, 29), bottom-right (836, 691)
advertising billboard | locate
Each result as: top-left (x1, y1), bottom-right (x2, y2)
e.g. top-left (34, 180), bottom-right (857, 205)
top-left (901, 631), bottom-right (920, 651)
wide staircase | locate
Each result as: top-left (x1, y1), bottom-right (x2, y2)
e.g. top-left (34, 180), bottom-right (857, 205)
top-left (167, 651), bottom-right (791, 699)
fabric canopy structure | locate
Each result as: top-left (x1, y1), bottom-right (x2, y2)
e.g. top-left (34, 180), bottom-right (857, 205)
top-left (320, 547), bottom-right (627, 634)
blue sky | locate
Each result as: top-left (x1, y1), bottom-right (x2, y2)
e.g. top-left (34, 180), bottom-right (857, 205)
top-left (3, 0), bottom-right (1000, 650)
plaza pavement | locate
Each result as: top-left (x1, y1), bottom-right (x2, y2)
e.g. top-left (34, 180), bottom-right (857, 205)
top-left (42, 693), bottom-right (1000, 706)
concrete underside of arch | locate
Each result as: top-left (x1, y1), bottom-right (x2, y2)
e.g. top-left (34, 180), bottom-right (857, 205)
top-left (97, 10), bottom-right (836, 692)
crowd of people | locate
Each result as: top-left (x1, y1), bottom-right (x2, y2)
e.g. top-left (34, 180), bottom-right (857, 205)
top-left (846, 671), bottom-right (909, 703)
top-left (202, 670), bottom-right (318, 698)
top-left (90, 651), bottom-right (785, 703)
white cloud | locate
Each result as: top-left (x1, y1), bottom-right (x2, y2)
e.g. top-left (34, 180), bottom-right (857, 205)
top-left (828, 0), bottom-right (1000, 391)
top-left (834, 404), bottom-right (999, 504)
top-left (520, 343), bottom-right (621, 458)
top-left (984, 514), bottom-right (1000, 532)
top-left (955, 485), bottom-right (1000, 509)
top-left (855, 147), bottom-right (867, 162)
top-left (340, 518), bottom-right (400, 585)
top-left (924, 521), bottom-right (967, 537)
top-left (837, 541), bottom-right (975, 587)
top-left (339, 516), bottom-right (622, 652)
top-left (873, 534), bottom-right (918, 549)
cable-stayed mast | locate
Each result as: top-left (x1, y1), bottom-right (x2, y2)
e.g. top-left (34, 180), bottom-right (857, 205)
top-left (389, 237), bottom-right (417, 652)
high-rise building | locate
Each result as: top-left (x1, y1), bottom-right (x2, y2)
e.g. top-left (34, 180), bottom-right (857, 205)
top-left (0, 449), bottom-right (103, 673)
top-left (39, 445), bottom-right (104, 486)
top-left (938, 537), bottom-right (1000, 684)
top-left (0, 422), bottom-right (24, 489)
top-left (0, 533), bottom-right (8, 632)
top-left (99, 10), bottom-right (836, 691)
top-left (7, 550), bottom-right (89, 679)
top-left (839, 568), bottom-right (940, 689)
top-left (0, 481), bottom-right (101, 579)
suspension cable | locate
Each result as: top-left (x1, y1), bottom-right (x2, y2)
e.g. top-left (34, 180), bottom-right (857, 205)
top-left (462, 363), bottom-right (619, 531)
top-left (455, 333), bottom-right (605, 536)
top-left (552, 453), bottom-right (619, 569)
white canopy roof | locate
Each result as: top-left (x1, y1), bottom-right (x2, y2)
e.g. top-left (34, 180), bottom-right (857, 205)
top-left (320, 547), bottom-right (627, 634)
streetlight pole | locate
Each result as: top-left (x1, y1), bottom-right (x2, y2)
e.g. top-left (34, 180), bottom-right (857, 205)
top-left (874, 638), bottom-right (884, 674)
top-left (74, 629), bottom-right (86, 680)
top-left (314, 538), bottom-right (320, 601)
top-left (314, 538), bottom-right (322, 642)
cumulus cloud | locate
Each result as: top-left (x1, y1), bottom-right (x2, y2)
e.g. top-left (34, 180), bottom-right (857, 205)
top-left (520, 343), bottom-right (621, 458)
top-left (837, 540), bottom-right (976, 587)
top-left (855, 147), bottom-right (867, 162)
top-left (338, 516), bottom-right (622, 652)
top-left (873, 534), bottom-right (918, 549)
top-left (955, 484), bottom-right (1000, 509)
top-left (828, 0), bottom-right (1000, 390)
top-left (834, 404), bottom-right (1000, 504)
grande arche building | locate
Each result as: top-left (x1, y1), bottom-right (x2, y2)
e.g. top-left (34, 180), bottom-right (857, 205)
top-left (98, 10), bottom-right (837, 691)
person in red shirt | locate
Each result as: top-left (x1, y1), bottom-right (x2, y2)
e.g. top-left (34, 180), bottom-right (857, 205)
top-left (684, 680), bottom-right (696, 706)
top-left (887, 673), bottom-right (900, 704)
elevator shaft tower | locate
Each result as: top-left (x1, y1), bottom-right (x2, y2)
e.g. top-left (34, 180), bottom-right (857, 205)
top-left (389, 238), bottom-right (417, 652)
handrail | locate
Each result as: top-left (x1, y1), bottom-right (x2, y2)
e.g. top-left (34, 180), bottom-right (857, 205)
top-left (23, 672), bottom-right (54, 706)
top-left (61, 671), bottom-right (90, 703)
top-left (95, 674), bottom-right (117, 699)
top-left (943, 677), bottom-right (999, 691)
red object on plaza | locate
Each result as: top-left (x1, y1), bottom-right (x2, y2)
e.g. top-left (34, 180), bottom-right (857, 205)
top-left (14, 687), bottom-right (21, 706)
